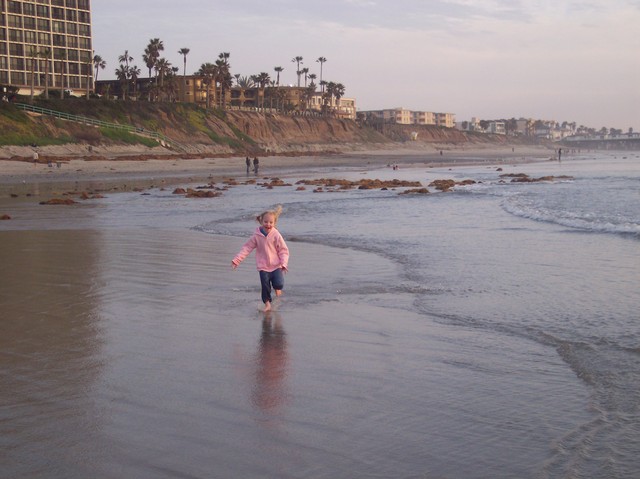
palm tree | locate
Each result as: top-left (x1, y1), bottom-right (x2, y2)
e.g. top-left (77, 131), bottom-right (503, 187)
top-left (142, 51), bottom-right (153, 79)
top-left (155, 57), bottom-right (172, 90)
top-left (215, 52), bottom-right (232, 109)
top-left (93, 54), bottom-right (106, 82)
top-left (292, 56), bottom-right (303, 87)
top-left (316, 56), bottom-right (327, 92)
top-left (308, 73), bottom-right (317, 85)
top-left (253, 72), bottom-right (270, 110)
top-left (274, 66), bottom-right (284, 86)
top-left (301, 67), bottom-right (309, 87)
top-left (178, 47), bottom-right (190, 101)
top-left (29, 46), bottom-right (38, 102)
top-left (333, 82), bottom-right (345, 115)
top-left (41, 47), bottom-right (51, 99)
top-left (236, 75), bottom-right (255, 88)
top-left (163, 67), bottom-right (180, 102)
top-left (322, 81), bottom-right (336, 113)
top-left (118, 50), bottom-right (133, 69)
top-left (197, 62), bottom-right (216, 109)
top-left (129, 65), bottom-right (141, 98)
top-left (144, 38), bottom-right (164, 81)
top-left (115, 64), bottom-right (129, 100)
top-left (178, 47), bottom-right (190, 77)
top-left (301, 81), bottom-right (317, 112)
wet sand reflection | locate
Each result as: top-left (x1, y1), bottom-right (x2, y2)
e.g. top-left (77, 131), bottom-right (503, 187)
top-left (0, 229), bottom-right (105, 477)
top-left (251, 312), bottom-right (290, 418)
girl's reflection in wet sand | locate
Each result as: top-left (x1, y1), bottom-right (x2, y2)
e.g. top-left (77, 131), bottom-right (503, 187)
top-left (251, 312), bottom-right (290, 417)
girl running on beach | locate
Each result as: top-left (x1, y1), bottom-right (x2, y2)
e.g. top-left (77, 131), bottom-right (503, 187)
top-left (231, 206), bottom-right (290, 312)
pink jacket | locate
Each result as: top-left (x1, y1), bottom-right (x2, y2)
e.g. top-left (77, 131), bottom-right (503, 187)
top-left (232, 227), bottom-right (290, 272)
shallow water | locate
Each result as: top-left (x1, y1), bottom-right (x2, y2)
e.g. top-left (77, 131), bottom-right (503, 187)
top-left (1, 152), bottom-right (639, 478)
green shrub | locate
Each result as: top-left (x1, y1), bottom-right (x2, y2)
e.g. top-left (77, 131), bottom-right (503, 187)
top-left (99, 127), bottom-right (159, 147)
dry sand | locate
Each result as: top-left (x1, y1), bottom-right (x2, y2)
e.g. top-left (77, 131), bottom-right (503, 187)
top-left (0, 144), bottom-right (556, 198)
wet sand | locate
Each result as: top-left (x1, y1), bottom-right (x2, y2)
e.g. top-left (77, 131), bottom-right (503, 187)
top-left (0, 144), bottom-right (555, 198)
top-left (0, 223), bottom-right (449, 477)
top-left (1, 144), bottom-right (580, 478)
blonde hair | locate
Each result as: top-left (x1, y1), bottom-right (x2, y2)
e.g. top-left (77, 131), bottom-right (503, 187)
top-left (256, 205), bottom-right (283, 224)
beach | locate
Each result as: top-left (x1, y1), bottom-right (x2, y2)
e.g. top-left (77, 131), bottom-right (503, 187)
top-left (1, 147), bottom-right (638, 478)
top-left (0, 144), bottom-right (554, 198)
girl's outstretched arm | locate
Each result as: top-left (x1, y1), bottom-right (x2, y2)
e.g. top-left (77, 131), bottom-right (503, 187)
top-left (232, 235), bottom-right (257, 268)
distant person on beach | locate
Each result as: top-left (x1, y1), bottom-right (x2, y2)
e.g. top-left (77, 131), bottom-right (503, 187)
top-left (253, 157), bottom-right (259, 175)
top-left (232, 206), bottom-right (289, 312)
top-left (32, 150), bottom-right (38, 165)
top-left (246, 157), bottom-right (251, 175)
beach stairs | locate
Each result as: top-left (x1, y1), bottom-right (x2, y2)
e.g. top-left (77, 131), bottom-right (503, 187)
top-left (14, 102), bottom-right (188, 153)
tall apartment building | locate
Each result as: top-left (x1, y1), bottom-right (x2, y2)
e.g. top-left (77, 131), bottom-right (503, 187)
top-left (0, 0), bottom-right (93, 95)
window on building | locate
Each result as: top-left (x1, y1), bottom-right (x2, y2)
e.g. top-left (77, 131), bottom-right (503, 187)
top-left (67, 23), bottom-right (77, 35)
top-left (8, 1), bottom-right (22, 14)
top-left (51, 0), bottom-right (65, 6)
top-left (52, 21), bottom-right (65, 33)
top-left (37, 32), bottom-right (50, 44)
top-left (78, 24), bottom-right (91, 36)
top-left (24, 30), bottom-right (37, 44)
top-left (51, 7), bottom-right (64, 20)
top-left (10, 57), bottom-right (26, 71)
top-left (9, 43), bottom-right (24, 56)
top-left (13, 72), bottom-right (26, 84)
top-left (53, 34), bottom-right (66, 47)
top-left (36, 5), bottom-right (50, 17)
top-left (37, 18), bottom-right (50, 31)
top-left (77, 0), bottom-right (89, 10)
top-left (67, 49), bottom-right (78, 61)
top-left (9, 29), bottom-right (23, 42)
top-left (66, 10), bottom-right (77, 22)
top-left (78, 11), bottom-right (90, 23)
top-left (23, 3), bottom-right (36, 15)
top-left (66, 0), bottom-right (78, 7)
top-left (23, 16), bottom-right (36, 29)
top-left (8, 15), bottom-right (22, 28)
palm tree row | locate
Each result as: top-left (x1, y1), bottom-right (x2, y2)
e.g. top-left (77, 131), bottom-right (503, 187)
top-left (96, 42), bottom-right (345, 115)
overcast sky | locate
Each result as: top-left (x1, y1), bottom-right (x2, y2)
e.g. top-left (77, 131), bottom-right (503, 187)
top-left (92, 0), bottom-right (640, 130)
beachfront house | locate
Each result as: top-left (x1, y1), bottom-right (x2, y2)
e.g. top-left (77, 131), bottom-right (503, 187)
top-left (361, 108), bottom-right (456, 128)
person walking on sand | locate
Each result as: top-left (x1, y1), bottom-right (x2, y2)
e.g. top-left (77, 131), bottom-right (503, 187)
top-left (232, 206), bottom-right (289, 312)
top-left (253, 157), bottom-right (259, 175)
top-left (246, 156), bottom-right (251, 175)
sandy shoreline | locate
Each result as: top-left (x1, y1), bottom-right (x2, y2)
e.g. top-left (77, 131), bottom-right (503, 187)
top-left (0, 144), bottom-right (556, 198)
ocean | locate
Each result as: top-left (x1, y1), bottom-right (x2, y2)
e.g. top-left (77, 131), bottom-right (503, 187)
top-left (1, 151), bottom-right (638, 478)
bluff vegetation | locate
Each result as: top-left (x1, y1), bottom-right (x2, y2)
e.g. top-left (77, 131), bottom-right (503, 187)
top-left (0, 99), bottom-right (528, 157)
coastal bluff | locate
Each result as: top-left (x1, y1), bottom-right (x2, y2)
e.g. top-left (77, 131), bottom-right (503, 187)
top-left (1, 100), bottom-right (529, 160)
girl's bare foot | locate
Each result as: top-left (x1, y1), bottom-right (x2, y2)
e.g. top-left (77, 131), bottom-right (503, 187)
top-left (275, 290), bottom-right (283, 297)
top-left (264, 301), bottom-right (272, 312)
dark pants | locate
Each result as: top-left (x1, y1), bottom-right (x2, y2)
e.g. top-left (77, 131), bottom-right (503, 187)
top-left (259, 269), bottom-right (284, 304)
